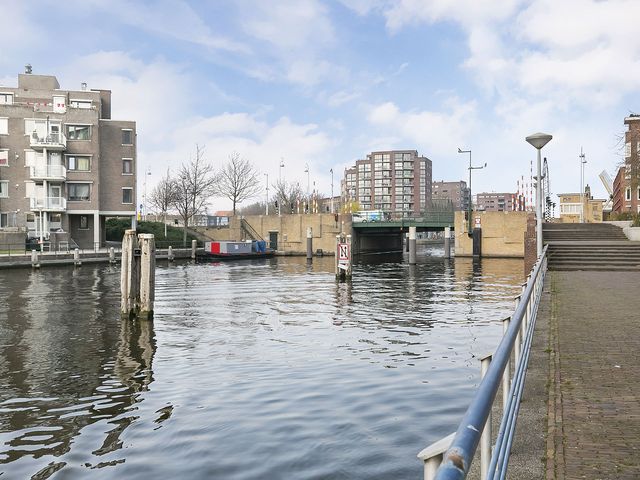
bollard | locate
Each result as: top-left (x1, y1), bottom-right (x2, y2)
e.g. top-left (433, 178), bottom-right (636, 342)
top-left (168, 245), bottom-right (174, 262)
top-left (109, 247), bottom-right (116, 264)
top-left (306, 227), bottom-right (313, 261)
top-left (191, 239), bottom-right (197, 259)
top-left (121, 230), bottom-right (139, 319)
top-left (444, 226), bottom-right (451, 258)
top-left (409, 226), bottom-right (417, 265)
top-left (138, 234), bottom-right (155, 320)
top-left (73, 248), bottom-right (81, 266)
top-left (480, 353), bottom-right (493, 480)
top-left (405, 232), bottom-right (410, 252)
top-left (31, 249), bottom-right (40, 268)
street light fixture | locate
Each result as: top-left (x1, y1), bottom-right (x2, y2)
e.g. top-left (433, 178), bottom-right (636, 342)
top-left (579, 148), bottom-right (587, 223)
top-left (458, 147), bottom-right (486, 236)
top-left (279, 158), bottom-right (285, 181)
top-left (330, 168), bottom-right (334, 214)
top-left (264, 173), bottom-right (269, 215)
top-left (525, 132), bottom-right (553, 257)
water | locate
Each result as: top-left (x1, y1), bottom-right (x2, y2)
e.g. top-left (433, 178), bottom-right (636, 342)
top-left (0, 246), bottom-right (523, 479)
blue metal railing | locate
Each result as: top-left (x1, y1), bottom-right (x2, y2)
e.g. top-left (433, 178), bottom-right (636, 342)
top-left (419, 245), bottom-right (548, 480)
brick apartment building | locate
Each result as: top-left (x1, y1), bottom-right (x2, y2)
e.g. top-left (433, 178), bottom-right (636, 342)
top-left (341, 150), bottom-right (432, 216)
top-left (432, 180), bottom-right (470, 211)
top-left (0, 69), bottom-right (136, 248)
top-left (476, 192), bottom-right (517, 212)
top-left (612, 115), bottom-right (640, 214)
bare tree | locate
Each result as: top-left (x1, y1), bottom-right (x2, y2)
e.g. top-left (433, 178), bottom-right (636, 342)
top-left (148, 168), bottom-right (177, 238)
top-left (172, 144), bottom-right (217, 245)
top-left (272, 180), bottom-right (304, 214)
top-left (239, 201), bottom-right (267, 216)
top-left (216, 152), bottom-right (262, 215)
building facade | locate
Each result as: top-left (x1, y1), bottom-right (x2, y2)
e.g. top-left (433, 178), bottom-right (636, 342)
top-left (0, 71), bottom-right (136, 247)
top-left (432, 180), bottom-right (469, 211)
top-left (476, 192), bottom-right (517, 212)
top-left (612, 115), bottom-right (640, 215)
top-left (341, 150), bottom-right (432, 216)
top-left (558, 186), bottom-right (604, 223)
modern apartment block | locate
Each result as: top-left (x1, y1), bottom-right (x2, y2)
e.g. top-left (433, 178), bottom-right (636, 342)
top-left (612, 115), bottom-right (640, 214)
top-left (341, 150), bottom-right (432, 216)
top-left (432, 180), bottom-right (470, 211)
top-left (476, 192), bottom-right (516, 212)
top-left (0, 70), bottom-right (136, 248)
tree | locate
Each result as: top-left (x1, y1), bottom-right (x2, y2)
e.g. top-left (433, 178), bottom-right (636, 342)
top-left (239, 201), bottom-right (267, 216)
top-left (216, 152), bottom-right (262, 215)
top-left (172, 144), bottom-right (217, 245)
top-left (272, 180), bottom-right (304, 214)
top-left (148, 168), bottom-right (178, 238)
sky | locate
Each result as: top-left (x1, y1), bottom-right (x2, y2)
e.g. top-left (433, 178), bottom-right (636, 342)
top-left (1, 0), bottom-right (639, 212)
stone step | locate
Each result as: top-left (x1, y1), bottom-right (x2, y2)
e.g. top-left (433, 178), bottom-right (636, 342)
top-left (548, 264), bottom-right (640, 271)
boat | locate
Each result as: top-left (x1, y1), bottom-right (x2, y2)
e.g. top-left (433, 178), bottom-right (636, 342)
top-left (198, 240), bottom-right (275, 260)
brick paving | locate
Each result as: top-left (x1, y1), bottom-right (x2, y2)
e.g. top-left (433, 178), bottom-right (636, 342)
top-left (545, 271), bottom-right (640, 479)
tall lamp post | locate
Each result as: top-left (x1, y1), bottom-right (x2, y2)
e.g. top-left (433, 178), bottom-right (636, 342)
top-left (458, 147), bottom-right (486, 236)
top-left (525, 132), bottom-right (553, 257)
top-left (579, 148), bottom-right (586, 223)
top-left (279, 158), bottom-right (285, 182)
top-left (142, 166), bottom-right (152, 221)
top-left (264, 173), bottom-right (269, 215)
top-left (330, 168), bottom-right (334, 214)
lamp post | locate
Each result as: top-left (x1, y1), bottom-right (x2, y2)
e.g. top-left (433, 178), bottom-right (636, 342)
top-left (142, 166), bottom-right (152, 221)
top-left (458, 147), bottom-right (486, 236)
top-left (265, 173), bottom-right (269, 215)
top-left (525, 132), bottom-right (553, 257)
top-left (279, 158), bottom-right (285, 182)
top-left (330, 168), bottom-right (334, 214)
top-left (579, 148), bottom-right (586, 223)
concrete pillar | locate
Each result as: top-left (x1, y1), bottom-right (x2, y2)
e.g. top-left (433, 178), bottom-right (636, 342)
top-left (306, 227), bottom-right (313, 260)
top-left (168, 245), bottom-right (174, 262)
top-left (73, 248), bottom-right (81, 266)
top-left (444, 226), bottom-right (451, 258)
top-left (109, 247), bottom-right (116, 264)
top-left (93, 212), bottom-right (100, 251)
top-left (191, 239), bottom-right (197, 259)
top-left (31, 249), bottom-right (40, 268)
top-left (409, 226), bottom-right (416, 265)
top-left (121, 230), bottom-right (139, 319)
top-left (138, 234), bottom-right (155, 320)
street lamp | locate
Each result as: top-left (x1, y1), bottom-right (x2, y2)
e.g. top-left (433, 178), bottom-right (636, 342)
top-left (279, 158), bottom-right (285, 181)
top-left (142, 166), bottom-right (152, 221)
top-left (525, 132), bottom-right (553, 257)
top-left (579, 148), bottom-right (587, 223)
top-left (265, 173), bottom-right (269, 215)
top-left (330, 168), bottom-right (334, 214)
top-left (458, 147), bottom-right (486, 236)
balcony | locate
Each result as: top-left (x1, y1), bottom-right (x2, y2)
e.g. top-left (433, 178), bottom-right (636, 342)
top-left (30, 197), bottom-right (67, 212)
top-left (30, 165), bottom-right (67, 181)
top-left (29, 132), bottom-right (67, 151)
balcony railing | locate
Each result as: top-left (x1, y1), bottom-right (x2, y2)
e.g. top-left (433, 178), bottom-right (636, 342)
top-left (29, 132), bottom-right (67, 151)
top-left (29, 165), bottom-right (67, 181)
top-left (29, 196), bottom-right (67, 211)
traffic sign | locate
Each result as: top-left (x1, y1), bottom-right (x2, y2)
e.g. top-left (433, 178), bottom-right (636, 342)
top-left (338, 243), bottom-right (350, 262)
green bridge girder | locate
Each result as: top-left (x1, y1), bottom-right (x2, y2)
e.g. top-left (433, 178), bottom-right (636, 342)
top-left (352, 212), bottom-right (455, 230)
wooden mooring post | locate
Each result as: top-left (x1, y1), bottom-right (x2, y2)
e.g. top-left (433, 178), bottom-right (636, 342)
top-left (306, 227), bottom-right (313, 261)
top-left (121, 230), bottom-right (155, 320)
top-left (409, 226), bottom-right (417, 265)
top-left (444, 226), bottom-right (451, 258)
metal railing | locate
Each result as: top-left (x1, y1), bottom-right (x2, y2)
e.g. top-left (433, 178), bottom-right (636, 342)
top-left (29, 196), bottom-right (67, 211)
top-left (29, 164), bottom-right (67, 180)
top-left (419, 245), bottom-right (548, 480)
top-left (29, 132), bottom-right (67, 149)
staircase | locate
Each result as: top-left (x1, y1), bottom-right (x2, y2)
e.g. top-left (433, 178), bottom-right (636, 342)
top-left (240, 218), bottom-right (264, 241)
top-left (544, 223), bottom-right (640, 271)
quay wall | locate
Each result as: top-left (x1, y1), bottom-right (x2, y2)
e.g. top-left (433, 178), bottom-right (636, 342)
top-left (454, 210), bottom-right (529, 258)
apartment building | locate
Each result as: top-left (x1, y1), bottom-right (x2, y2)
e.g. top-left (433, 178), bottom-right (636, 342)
top-left (0, 70), bottom-right (136, 247)
top-left (558, 186), bottom-right (604, 223)
top-left (432, 180), bottom-right (469, 211)
top-left (341, 150), bottom-right (432, 216)
top-left (476, 192), bottom-right (516, 212)
top-left (612, 115), bottom-right (640, 214)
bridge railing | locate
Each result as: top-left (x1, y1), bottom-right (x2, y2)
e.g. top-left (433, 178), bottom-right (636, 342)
top-left (418, 245), bottom-right (548, 480)
top-left (352, 211), bottom-right (455, 225)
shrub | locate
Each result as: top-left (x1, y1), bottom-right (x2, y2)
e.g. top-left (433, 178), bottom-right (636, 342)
top-left (105, 219), bottom-right (198, 247)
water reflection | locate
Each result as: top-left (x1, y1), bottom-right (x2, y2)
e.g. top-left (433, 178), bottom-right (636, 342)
top-left (1, 250), bottom-right (523, 479)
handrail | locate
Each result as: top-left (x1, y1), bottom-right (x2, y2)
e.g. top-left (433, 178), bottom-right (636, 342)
top-left (427, 245), bottom-right (548, 480)
top-left (240, 218), bottom-right (264, 241)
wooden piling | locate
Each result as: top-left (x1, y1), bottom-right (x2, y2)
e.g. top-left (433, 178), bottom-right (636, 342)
top-left (138, 234), bottom-right (155, 320)
top-left (121, 230), bottom-right (139, 319)
top-left (31, 249), bottom-right (40, 269)
top-left (306, 227), bottom-right (313, 260)
top-left (73, 248), bottom-right (81, 266)
top-left (109, 247), bottom-right (116, 264)
top-left (191, 239), bottom-right (197, 259)
top-left (444, 226), bottom-right (451, 258)
top-left (409, 226), bottom-right (417, 265)
top-left (168, 245), bottom-right (174, 262)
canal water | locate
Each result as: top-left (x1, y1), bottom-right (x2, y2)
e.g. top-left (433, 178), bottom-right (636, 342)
top-left (0, 246), bottom-right (523, 479)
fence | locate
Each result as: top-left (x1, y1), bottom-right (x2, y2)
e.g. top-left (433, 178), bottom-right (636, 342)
top-left (419, 245), bottom-right (548, 480)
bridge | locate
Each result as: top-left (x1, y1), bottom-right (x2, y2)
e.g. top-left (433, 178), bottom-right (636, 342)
top-left (351, 211), bottom-right (455, 254)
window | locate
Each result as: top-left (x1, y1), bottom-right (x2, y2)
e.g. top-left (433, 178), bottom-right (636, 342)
top-left (79, 215), bottom-right (89, 230)
top-left (122, 188), bottom-right (133, 204)
top-left (67, 125), bottom-right (91, 140)
top-left (122, 158), bottom-right (133, 174)
top-left (0, 150), bottom-right (8, 166)
top-left (0, 181), bottom-right (8, 198)
top-left (0, 93), bottom-right (13, 105)
top-left (68, 183), bottom-right (91, 201)
top-left (0, 117), bottom-right (7, 135)
top-left (122, 129), bottom-right (133, 145)
top-left (626, 187), bottom-right (631, 201)
top-left (67, 155), bottom-right (90, 171)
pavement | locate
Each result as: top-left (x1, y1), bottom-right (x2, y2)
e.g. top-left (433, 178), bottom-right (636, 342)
top-left (511, 270), bottom-right (640, 479)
